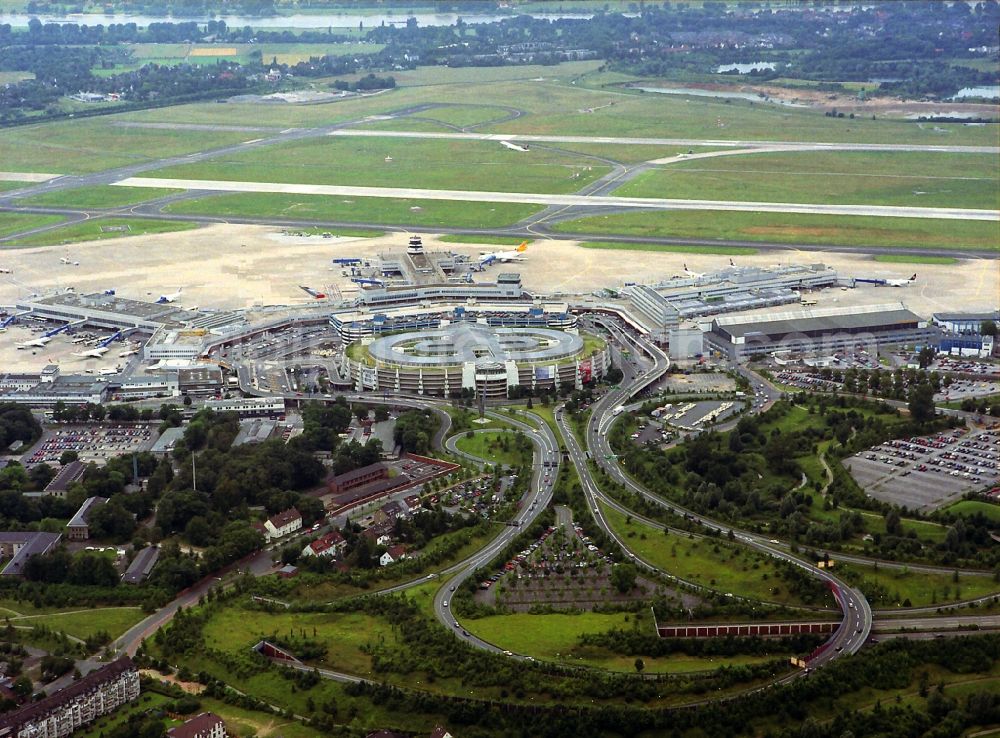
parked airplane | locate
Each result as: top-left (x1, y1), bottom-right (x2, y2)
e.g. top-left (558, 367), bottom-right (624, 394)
top-left (74, 346), bottom-right (109, 359)
top-left (886, 273), bottom-right (917, 287)
top-left (60, 257), bottom-right (79, 266)
top-left (299, 285), bottom-right (327, 299)
top-left (479, 241), bottom-right (528, 264)
top-left (683, 264), bottom-right (705, 278)
top-left (156, 288), bottom-right (183, 304)
top-left (17, 336), bottom-right (51, 349)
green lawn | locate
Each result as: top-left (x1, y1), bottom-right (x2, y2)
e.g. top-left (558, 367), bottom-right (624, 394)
top-left (408, 104), bottom-right (521, 127)
top-left (202, 605), bottom-right (395, 677)
top-left (872, 253), bottom-right (961, 265)
top-left (614, 151), bottom-right (1000, 210)
top-left (0, 120), bottom-right (255, 174)
top-left (151, 136), bottom-right (609, 195)
top-left (579, 240), bottom-right (758, 256)
top-left (0, 212), bottom-right (65, 240)
top-left (11, 607), bottom-right (145, 640)
top-left (554, 210), bottom-right (999, 253)
top-left (486, 77), bottom-right (998, 147)
top-left (18, 185), bottom-right (183, 209)
top-left (602, 506), bottom-right (834, 608)
top-left (454, 430), bottom-right (533, 468)
top-left (4, 218), bottom-right (200, 248)
top-left (941, 500), bottom-right (1000, 523)
top-left (838, 562), bottom-right (1000, 608)
top-left (461, 611), bottom-right (782, 673)
top-left (166, 192), bottom-right (542, 229)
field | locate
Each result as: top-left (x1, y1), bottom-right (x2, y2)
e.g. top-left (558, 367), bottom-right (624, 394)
top-left (17, 185), bottom-right (183, 209)
top-left (151, 136), bottom-right (610, 194)
top-left (872, 254), bottom-right (960, 265)
top-left (554, 209), bottom-right (1000, 252)
top-left (601, 506), bottom-right (834, 608)
top-left (0, 120), bottom-right (255, 174)
top-left (165, 192), bottom-right (542, 228)
top-left (454, 431), bottom-right (534, 468)
top-left (0, 212), bottom-right (65, 240)
top-left (8, 606), bottom-right (145, 641)
top-left (614, 151), bottom-right (1000, 210)
top-left (837, 562), bottom-right (1000, 608)
top-left (941, 500), bottom-right (1000, 523)
top-left (3, 218), bottom-right (200, 248)
top-left (461, 611), bottom-right (782, 673)
top-left (123, 41), bottom-right (385, 67)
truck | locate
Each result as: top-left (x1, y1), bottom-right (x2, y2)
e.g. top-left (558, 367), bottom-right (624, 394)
top-left (612, 406), bottom-right (625, 416)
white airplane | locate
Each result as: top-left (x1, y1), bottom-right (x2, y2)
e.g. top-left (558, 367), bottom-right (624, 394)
top-left (499, 140), bottom-right (529, 152)
top-left (17, 336), bottom-right (51, 349)
top-left (0, 267), bottom-right (12, 274)
top-left (156, 288), bottom-right (183, 304)
top-left (74, 346), bottom-right (109, 359)
top-left (59, 257), bottom-right (79, 266)
top-left (479, 241), bottom-right (528, 264)
top-left (119, 349), bottom-right (139, 358)
top-left (683, 263), bottom-right (705, 278)
top-left (886, 273), bottom-right (917, 287)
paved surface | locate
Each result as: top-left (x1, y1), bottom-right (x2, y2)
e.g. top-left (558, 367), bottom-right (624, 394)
top-left (113, 176), bottom-right (1000, 221)
top-left (328, 129), bottom-right (1000, 155)
top-left (575, 318), bottom-right (872, 667)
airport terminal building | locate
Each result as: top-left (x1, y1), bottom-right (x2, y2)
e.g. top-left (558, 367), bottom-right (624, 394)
top-left (345, 323), bottom-right (610, 399)
top-left (706, 302), bottom-right (939, 360)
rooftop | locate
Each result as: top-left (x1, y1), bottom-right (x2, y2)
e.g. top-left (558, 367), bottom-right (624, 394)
top-left (167, 713), bottom-right (224, 738)
top-left (44, 460), bottom-right (86, 493)
top-left (67, 496), bottom-right (108, 529)
top-left (714, 303), bottom-right (924, 339)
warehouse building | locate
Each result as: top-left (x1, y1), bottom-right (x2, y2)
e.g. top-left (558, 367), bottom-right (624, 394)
top-left (706, 303), bottom-right (938, 361)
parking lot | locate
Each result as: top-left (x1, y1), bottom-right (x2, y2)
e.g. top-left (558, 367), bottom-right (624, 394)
top-left (654, 400), bottom-right (742, 430)
top-left (25, 425), bottom-right (154, 465)
top-left (847, 427), bottom-right (1000, 512)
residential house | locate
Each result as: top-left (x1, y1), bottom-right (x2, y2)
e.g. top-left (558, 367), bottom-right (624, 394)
top-left (301, 530), bottom-right (346, 559)
top-left (167, 713), bottom-right (227, 738)
top-left (263, 508), bottom-right (302, 542)
top-left (379, 544), bottom-right (407, 567)
top-left (0, 532), bottom-right (61, 579)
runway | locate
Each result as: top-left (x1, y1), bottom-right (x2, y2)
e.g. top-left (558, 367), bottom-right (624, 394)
top-left (327, 128), bottom-right (1000, 155)
top-left (113, 176), bottom-right (1000, 221)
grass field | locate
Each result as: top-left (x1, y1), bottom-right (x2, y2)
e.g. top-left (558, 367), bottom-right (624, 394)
top-left (203, 605), bottom-right (395, 676)
top-left (941, 500), bottom-right (1000, 523)
top-left (486, 75), bottom-right (998, 147)
top-left (838, 562), bottom-right (1000, 608)
top-left (4, 218), bottom-right (200, 248)
top-left (872, 253), bottom-right (961, 265)
top-left (454, 431), bottom-right (533, 468)
top-left (11, 607), bottom-right (144, 641)
top-left (0, 120), bottom-right (254, 174)
top-left (18, 185), bottom-right (182, 209)
top-left (602, 506), bottom-right (834, 608)
top-left (554, 210), bottom-right (1000, 252)
top-left (579, 240), bottom-right (758, 256)
top-left (151, 136), bottom-right (610, 195)
top-left (0, 212), bottom-right (65, 240)
top-left (0, 71), bottom-right (33, 84)
top-left (461, 611), bottom-right (782, 673)
top-left (614, 151), bottom-right (1000, 210)
top-left (406, 104), bottom-right (520, 127)
top-left (124, 41), bottom-right (385, 67)
top-left (166, 192), bottom-right (542, 228)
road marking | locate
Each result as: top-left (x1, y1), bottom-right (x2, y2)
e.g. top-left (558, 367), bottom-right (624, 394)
top-left (112, 176), bottom-right (1000, 221)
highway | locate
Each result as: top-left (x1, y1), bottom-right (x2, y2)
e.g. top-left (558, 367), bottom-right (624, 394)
top-left (431, 410), bottom-right (561, 655)
top-left (564, 316), bottom-right (872, 668)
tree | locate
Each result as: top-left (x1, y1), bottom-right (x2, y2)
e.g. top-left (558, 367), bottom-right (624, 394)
top-left (610, 562), bottom-right (637, 593)
top-left (980, 319), bottom-right (997, 337)
top-left (634, 657), bottom-right (645, 673)
top-left (59, 450), bottom-right (79, 465)
top-left (907, 383), bottom-right (936, 425)
top-left (917, 346), bottom-right (936, 369)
